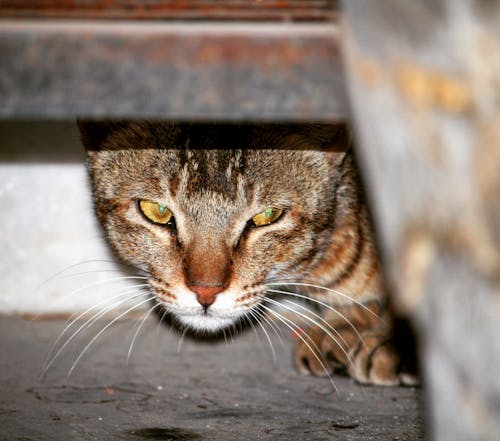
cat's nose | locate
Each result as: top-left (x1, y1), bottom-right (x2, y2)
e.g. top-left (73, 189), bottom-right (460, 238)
top-left (189, 285), bottom-right (225, 309)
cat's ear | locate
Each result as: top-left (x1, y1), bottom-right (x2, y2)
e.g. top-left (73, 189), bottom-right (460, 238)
top-left (316, 123), bottom-right (352, 153)
top-left (77, 120), bottom-right (127, 151)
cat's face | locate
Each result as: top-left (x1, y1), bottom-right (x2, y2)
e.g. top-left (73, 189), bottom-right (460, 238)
top-left (81, 122), bottom-right (349, 334)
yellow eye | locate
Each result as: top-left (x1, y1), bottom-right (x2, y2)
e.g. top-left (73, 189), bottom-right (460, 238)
top-left (139, 200), bottom-right (173, 225)
top-left (251, 208), bottom-right (283, 227)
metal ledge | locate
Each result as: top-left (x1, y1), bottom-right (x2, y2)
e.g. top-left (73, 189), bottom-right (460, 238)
top-left (0, 20), bottom-right (346, 120)
top-left (0, 0), bottom-right (338, 22)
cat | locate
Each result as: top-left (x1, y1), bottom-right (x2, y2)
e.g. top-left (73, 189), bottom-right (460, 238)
top-left (78, 121), bottom-right (416, 386)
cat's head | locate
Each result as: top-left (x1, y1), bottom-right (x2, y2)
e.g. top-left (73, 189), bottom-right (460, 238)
top-left (79, 122), bottom-right (350, 334)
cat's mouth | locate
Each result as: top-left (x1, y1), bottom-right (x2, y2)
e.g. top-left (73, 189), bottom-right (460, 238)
top-left (174, 311), bottom-right (238, 333)
top-left (153, 286), bottom-right (259, 334)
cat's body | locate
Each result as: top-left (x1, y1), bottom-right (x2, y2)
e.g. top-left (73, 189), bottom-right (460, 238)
top-left (79, 121), bottom-right (415, 386)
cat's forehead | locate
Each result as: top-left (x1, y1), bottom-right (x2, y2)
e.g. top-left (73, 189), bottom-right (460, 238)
top-left (95, 146), bottom-right (333, 205)
top-left (174, 149), bottom-right (247, 197)
top-left (159, 148), bottom-right (327, 200)
top-left (87, 122), bottom-right (346, 204)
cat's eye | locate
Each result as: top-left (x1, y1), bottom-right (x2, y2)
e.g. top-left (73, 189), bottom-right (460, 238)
top-left (139, 200), bottom-right (174, 225)
top-left (251, 208), bottom-right (284, 227)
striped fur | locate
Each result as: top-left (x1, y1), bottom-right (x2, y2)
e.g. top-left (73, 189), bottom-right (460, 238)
top-left (79, 121), bottom-right (416, 386)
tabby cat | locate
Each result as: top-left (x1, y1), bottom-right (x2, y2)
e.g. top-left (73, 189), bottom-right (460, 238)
top-left (79, 121), bottom-right (415, 386)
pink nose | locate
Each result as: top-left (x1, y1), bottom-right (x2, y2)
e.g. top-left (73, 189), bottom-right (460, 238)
top-left (189, 285), bottom-right (225, 308)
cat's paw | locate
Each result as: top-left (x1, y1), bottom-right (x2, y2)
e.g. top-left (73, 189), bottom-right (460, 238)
top-left (345, 333), bottom-right (419, 386)
top-left (294, 326), bottom-right (418, 386)
top-left (294, 326), bottom-right (336, 377)
top-left (346, 333), bottom-right (401, 386)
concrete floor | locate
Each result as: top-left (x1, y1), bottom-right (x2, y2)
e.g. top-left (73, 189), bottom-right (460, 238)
top-left (0, 316), bottom-right (424, 441)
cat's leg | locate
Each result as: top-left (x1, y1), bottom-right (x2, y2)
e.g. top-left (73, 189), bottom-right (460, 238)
top-left (294, 304), bottom-right (418, 386)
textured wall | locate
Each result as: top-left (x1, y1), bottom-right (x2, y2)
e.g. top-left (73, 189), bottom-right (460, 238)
top-left (0, 122), bottom-right (134, 313)
top-left (341, 1), bottom-right (500, 439)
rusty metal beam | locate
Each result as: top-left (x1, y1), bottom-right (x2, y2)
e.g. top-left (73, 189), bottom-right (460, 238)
top-left (0, 20), bottom-right (345, 120)
top-left (0, 0), bottom-right (338, 22)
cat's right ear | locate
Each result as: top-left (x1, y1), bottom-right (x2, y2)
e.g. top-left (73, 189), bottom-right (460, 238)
top-left (77, 120), bottom-right (125, 151)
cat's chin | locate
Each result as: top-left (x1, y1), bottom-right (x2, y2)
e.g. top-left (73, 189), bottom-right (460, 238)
top-left (175, 313), bottom-right (237, 334)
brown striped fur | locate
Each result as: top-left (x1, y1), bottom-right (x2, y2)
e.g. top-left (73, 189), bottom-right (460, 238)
top-left (79, 121), bottom-right (416, 386)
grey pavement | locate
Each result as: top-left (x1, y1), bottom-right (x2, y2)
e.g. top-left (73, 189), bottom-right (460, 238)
top-left (0, 316), bottom-right (424, 441)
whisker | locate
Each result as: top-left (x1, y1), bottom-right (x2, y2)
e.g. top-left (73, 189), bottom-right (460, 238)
top-left (58, 276), bottom-right (151, 300)
top-left (44, 283), bottom-right (150, 366)
top-left (236, 316), bottom-right (246, 337)
top-left (247, 308), bottom-right (277, 363)
top-left (32, 275), bottom-right (152, 323)
top-left (153, 302), bottom-right (170, 336)
top-left (243, 311), bottom-right (262, 345)
top-left (35, 259), bottom-right (123, 291)
top-left (178, 328), bottom-right (187, 353)
top-left (265, 295), bottom-right (349, 349)
top-left (42, 289), bottom-right (150, 377)
top-left (64, 276), bottom-right (148, 297)
top-left (253, 305), bottom-right (284, 346)
top-left (67, 295), bottom-right (155, 378)
top-left (228, 326), bottom-right (235, 343)
top-left (268, 282), bottom-right (381, 321)
top-left (229, 323), bottom-right (238, 343)
top-left (263, 297), bottom-right (353, 369)
top-left (260, 304), bottom-right (339, 394)
top-left (126, 300), bottom-right (163, 365)
top-left (268, 289), bottom-right (366, 347)
top-left (57, 269), bottom-right (148, 281)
